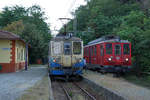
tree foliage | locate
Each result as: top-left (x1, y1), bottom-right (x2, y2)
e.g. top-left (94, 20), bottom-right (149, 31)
top-left (0, 5), bottom-right (51, 63)
top-left (62, 0), bottom-right (150, 73)
top-left (2, 20), bottom-right (24, 35)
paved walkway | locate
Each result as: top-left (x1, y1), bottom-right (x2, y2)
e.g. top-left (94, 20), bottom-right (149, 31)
top-left (0, 67), bottom-right (47, 100)
top-left (83, 70), bottom-right (150, 100)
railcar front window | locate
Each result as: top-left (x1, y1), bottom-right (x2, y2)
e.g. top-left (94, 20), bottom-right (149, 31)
top-left (115, 44), bottom-right (121, 55)
top-left (52, 42), bottom-right (61, 55)
top-left (124, 44), bottom-right (130, 55)
top-left (106, 43), bottom-right (112, 54)
top-left (73, 42), bottom-right (81, 54)
top-left (64, 43), bottom-right (71, 55)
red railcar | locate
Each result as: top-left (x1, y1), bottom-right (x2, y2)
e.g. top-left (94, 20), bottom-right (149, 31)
top-left (84, 35), bottom-right (131, 73)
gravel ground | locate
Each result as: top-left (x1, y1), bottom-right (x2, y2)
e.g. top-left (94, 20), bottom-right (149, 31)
top-left (0, 66), bottom-right (47, 100)
top-left (17, 76), bottom-right (50, 100)
top-left (83, 70), bottom-right (150, 100)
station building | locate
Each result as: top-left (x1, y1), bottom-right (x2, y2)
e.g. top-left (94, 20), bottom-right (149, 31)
top-left (0, 30), bottom-right (28, 73)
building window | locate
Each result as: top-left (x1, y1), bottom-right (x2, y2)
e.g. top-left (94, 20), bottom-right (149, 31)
top-left (17, 48), bottom-right (19, 60)
top-left (24, 49), bottom-right (26, 60)
top-left (21, 49), bottom-right (23, 60)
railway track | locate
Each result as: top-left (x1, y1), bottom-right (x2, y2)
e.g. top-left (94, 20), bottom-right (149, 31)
top-left (73, 82), bottom-right (97, 100)
top-left (51, 80), bottom-right (98, 100)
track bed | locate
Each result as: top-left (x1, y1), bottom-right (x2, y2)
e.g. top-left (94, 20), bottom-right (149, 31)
top-left (51, 79), bottom-right (103, 100)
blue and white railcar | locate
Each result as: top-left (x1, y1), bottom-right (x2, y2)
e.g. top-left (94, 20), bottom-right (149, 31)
top-left (48, 36), bottom-right (85, 77)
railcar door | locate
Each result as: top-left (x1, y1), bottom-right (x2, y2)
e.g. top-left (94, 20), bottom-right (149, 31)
top-left (84, 47), bottom-right (89, 63)
top-left (86, 47), bottom-right (89, 63)
top-left (114, 43), bottom-right (122, 65)
top-left (63, 42), bottom-right (72, 67)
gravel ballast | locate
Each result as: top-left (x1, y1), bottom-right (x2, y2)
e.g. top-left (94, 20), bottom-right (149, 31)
top-left (83, 70), bottom-right (150, 100)
top-left (0, 67), bottom-right (47, 100)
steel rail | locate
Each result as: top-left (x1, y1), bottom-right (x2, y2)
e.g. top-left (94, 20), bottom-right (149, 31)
top-left (60, 83), bottom-right (72, 100)
top-left (73, 82), bottom-right (97, 100)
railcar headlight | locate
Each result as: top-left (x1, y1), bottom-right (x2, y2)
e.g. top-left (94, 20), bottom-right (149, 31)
top-left (125, 58), bottom-right (129, 61)
top-left (108, 58), bottom-right (112, 61)
top-left (53, 59), bottom-right (56, 62)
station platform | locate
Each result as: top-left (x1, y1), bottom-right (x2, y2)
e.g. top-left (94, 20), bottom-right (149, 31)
top-left (83, 70), bottom-right (150, 100)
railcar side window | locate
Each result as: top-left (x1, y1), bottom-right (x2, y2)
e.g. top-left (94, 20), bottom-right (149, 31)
top-left (84, 48), bottom-right (86, 56)
top-left (123, 44), bottom-right (130, 55)
top-left (64, 42), bottom-right (71, 55)
top-left (100, 45), bottom-right (104, 56)
top-left (94, 46), bottom-right (97, 56)
top-left (87, 48), bottom-right (89, 56)
top-left (73, 42), bottom-right (81, 54)
top-left (90, 47), bottom-right (93, 56)
top-left (106, 43), bottom-right (112, 54)
top-left (115, 44), bottom-right (121, 55)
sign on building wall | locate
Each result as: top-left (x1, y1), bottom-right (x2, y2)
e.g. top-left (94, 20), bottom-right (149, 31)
top-left (1, 48), bottom-right (11, 50)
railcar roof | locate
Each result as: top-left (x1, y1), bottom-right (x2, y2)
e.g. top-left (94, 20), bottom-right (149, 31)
top-left (51, 36), bottom-right (82, 41)
top-left (85, 35), bottom-right (130, 47)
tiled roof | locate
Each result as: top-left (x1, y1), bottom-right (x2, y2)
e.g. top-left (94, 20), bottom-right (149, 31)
top-left (0, 30), bottom-right (21, 40)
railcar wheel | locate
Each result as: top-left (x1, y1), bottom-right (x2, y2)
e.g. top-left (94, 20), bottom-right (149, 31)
top-left (49, 75), bottom-right (55, 81)
top-left (113, 73), bottom-right (121, 77)
top-left (100, 69), bottom-right (107, 74)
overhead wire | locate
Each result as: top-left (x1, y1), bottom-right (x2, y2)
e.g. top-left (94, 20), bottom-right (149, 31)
top-left (65, 0), bottom-right (77, 17)
top-left (54, 0), bottom-right (77, 35)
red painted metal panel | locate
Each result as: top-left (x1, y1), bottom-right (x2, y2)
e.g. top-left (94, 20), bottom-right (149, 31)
top-left (84, 40), bottom-right (132, 67)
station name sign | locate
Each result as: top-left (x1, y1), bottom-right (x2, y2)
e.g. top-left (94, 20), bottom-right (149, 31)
top-left (1, 48), bottom-right (11, 50)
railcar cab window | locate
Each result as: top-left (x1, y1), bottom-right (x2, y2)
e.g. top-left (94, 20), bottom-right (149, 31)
top-left (73, 42), bottom-right (81, 54)
top-left (115, 44), bottom-right (121, 55)
top-left (64, 42), bottom-right (71, 55)
top-left (123, 44), bottom-right (130, 55)
top-left (106, 43), bottom-right (112, 54)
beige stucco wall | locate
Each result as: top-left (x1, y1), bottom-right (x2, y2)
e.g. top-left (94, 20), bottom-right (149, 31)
top-left (0, 40), bottom-right (12, 63)
top-left (15, 40), bottom-right (26, 63)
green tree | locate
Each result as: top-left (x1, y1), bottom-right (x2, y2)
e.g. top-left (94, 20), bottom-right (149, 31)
top-left (0, 5), bottom-right (51, 64)
top-left (114, 11), bottom-right (150, 73)
top-left (2, 20), bottom-right (24, 35)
